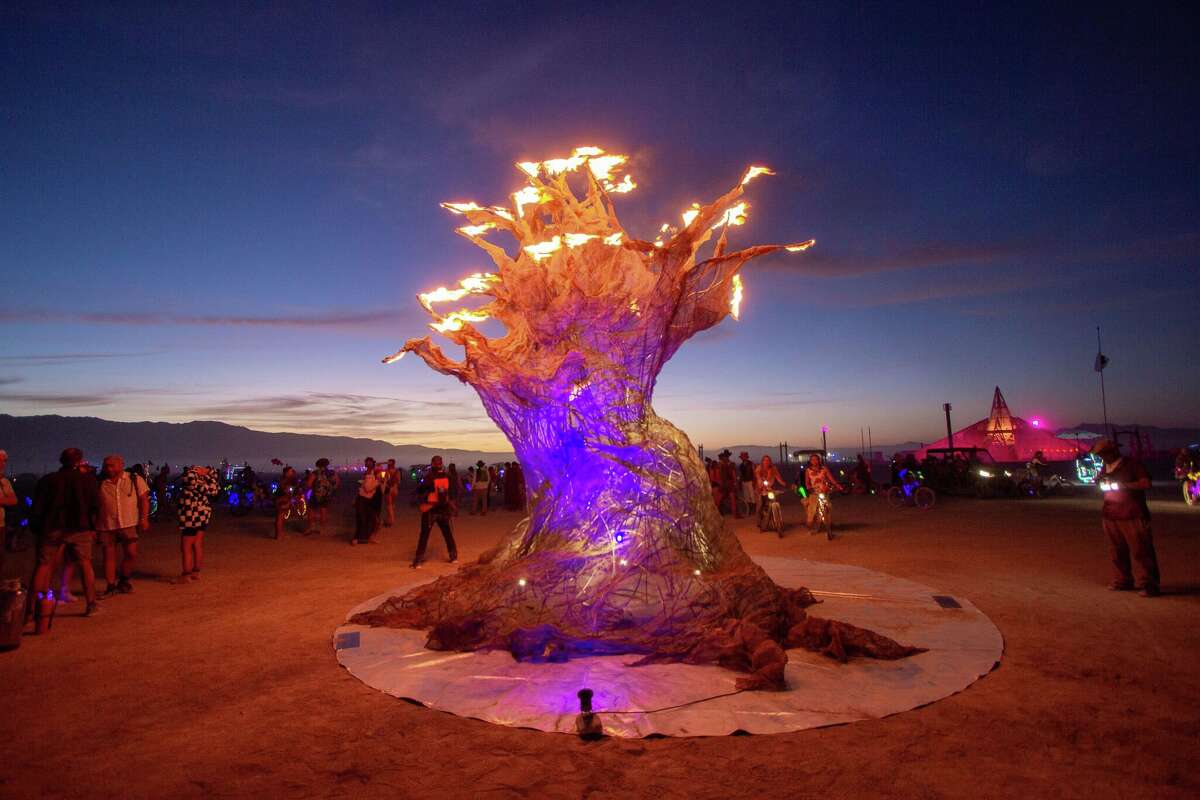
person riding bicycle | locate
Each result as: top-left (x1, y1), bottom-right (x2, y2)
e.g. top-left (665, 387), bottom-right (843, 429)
top-left (754, 455), bottom-right (787, 524)
top-left (804, 454), bottom-right (843, 530)
top-left (273, 466), bottom-right (298, 540)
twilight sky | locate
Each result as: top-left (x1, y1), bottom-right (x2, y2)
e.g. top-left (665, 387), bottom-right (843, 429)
top-left (2, 2), bottom-right (1197, 451)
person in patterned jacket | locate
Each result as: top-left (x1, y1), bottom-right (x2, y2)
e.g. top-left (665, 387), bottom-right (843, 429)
top-left (177, 465), bottom-right (218, 583)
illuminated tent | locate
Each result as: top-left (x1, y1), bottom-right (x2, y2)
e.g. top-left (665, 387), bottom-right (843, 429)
top-left (917, 387), bottom-right (1085, 463)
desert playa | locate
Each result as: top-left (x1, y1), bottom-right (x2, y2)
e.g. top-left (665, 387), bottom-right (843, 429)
top-left (2, 490), bottom-right (1196, 799)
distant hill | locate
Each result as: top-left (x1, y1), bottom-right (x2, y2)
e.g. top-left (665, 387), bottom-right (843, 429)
top-left (0, 414), bottom-right (513, 474)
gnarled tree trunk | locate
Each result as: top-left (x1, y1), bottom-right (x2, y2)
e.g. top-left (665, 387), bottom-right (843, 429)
top-left (354, 148), bottom-right (922, 688)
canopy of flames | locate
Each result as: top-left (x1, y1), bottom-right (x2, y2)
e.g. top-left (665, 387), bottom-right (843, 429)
top-left (383, 146), bottom-right (814, 366)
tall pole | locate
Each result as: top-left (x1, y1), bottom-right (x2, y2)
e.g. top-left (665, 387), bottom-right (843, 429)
top-left (868, 426), bottom-right (873, 462)
top-left (860, 427), bottom-right (865, 458)
top-left (821, 426), bottom-right (828, 455)
top-left (944, 403), bottom-right (954, 450)
top-left (1097, 325), bottom-right (1110, 437)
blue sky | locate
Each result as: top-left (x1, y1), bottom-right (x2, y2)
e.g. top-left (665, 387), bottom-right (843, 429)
top-left (2, 2), bottom-right (1196, 450)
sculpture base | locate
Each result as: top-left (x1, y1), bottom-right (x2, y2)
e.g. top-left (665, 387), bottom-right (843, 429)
top-left (333, 556), bottom-right (1002, 738)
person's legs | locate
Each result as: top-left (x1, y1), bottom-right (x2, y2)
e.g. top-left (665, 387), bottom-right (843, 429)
top-left (306, 504), bottom-right (325, 535)
top-left (119, 538), bottom-right (138, 589)
top-left (192, 531), bottom-right (204, 576)
top-left (58, 561), bottom-right (78, 602)
top-left (31, 541), bottom-right (60, 598)
top-left (180, 532), bottom-right (195, 577)
top-left (30, 540), bottom-right (63, 631)
top-left (805, 495), bottom-right (818, 528)
top-left (101, 531), bottom-right (118, 591)
top-left (368, 501), bottom-right (382, 542)
top-left (1122, 518), bottom-right (1160, 593)
top-left (437, 516), bottom-right (457, 562)
top-left (383, 492), bottom-right (396, 527)
top-left (65, 535), bottom-right (98, 608)
top-left (412, 511), bottom-right (433, 566)
top-left (353, 498), bottom-right (368, 543)
top-left (274, 507), bottom-right (285, 540)
top-left (1102, 519), bottom-right (1133, 588)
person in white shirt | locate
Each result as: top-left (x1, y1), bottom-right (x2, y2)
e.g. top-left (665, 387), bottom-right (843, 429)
top-left (352, 457), bottom-right (382, 545)
top-left (96, 454), bottom-right (150, 595)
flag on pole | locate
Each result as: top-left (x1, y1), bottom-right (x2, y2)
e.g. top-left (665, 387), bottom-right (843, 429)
top-left (1094, 352), bottom-right (1109, 372)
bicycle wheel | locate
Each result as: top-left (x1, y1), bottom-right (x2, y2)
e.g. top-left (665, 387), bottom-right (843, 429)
top-left (914, 486), bottom-right (936, 509)
top-left (770, 505), bottom-right (783, 537)
top-left (295, 496), bottom-right (308, 518)
top-left (887, 486), bottom-right (905, 508)
top-left (1184, 479), bottom-right (1198, 507)
top-left (821, 504), bottom-right (833, 540)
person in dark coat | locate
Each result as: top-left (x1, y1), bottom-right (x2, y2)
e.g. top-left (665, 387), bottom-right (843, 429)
top-left (31, 447), bottom-right (101, 622)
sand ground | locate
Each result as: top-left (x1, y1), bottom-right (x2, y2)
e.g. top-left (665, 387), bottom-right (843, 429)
top-left (1, 487), bottom-right (1197, 800)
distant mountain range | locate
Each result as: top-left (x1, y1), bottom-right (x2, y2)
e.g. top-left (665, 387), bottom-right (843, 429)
top-left (1, 414), bottom-right (1194, 475)
top-left (0, 414), bottom-right (514, 474)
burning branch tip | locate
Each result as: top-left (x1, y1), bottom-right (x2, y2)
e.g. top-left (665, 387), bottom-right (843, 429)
top-left (741, 165), bottom-right (775, 185)
top-left (381, 349), bottom-right (407, 365)
top-left (785, 239), bottom-right (816, 252)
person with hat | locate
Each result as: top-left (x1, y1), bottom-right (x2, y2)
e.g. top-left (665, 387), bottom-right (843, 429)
top-left (738, 452), bottom-right (757, 518)
top-left (471, 460), bottom-right (490, 515)
top-left (716, 450), bottom-right (739, 516)
top-left (1091, 438), bottom-right (1160, 596)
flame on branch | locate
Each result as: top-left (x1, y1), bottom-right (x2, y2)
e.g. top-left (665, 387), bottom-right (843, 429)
top-left (385, 146), bottom-right (815, 378)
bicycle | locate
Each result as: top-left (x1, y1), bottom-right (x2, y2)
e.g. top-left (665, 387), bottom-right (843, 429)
top-left (277, 486), bottom-right (308, 521)
top-left (886, 470), bottom-right (936, 510)
top-left (757, 490), bottom-right (784, 536)
top-left (810, 491), bottom-right (834, 540)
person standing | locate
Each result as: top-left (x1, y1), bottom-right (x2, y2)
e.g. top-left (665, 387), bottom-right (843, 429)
top-left (411, 456), bottom-right (457, 568)
top-left (737, 452), bottom-right (757, 518)
top-left (1092, 438), bottom-right (1160, 596)
top-left (503, 462), bottom-right (517, 510)
top-left (471, 460), bottom-right (490, 515)
top-left (352, 458), bottom-right (381, 545)
top-left (273, 466), bottom-right (298, 540)
top-left (176, 465), bottom-right (218, 582)
top-left (0, 449), bottom-right (17, 553)
top-left (448, 463), bottom-right (462, 505)
top-left (513, 462), bottom-right (527, 512)
top-left (152, 464), bottom-right (170, 507)
top-left (717, 451), bottom-right (739, 516)
top-left (31, 448), bottom-right (101, 622)
top-left (304, 458), bottom-right (339, 536)
top-left (382, 458), bottom-right (401, 528)
top-left (96, 455), bottom-right (149, 596)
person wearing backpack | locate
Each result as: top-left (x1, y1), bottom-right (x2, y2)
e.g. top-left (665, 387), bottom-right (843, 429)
top-left (304, 458), bottom-right (339, 536)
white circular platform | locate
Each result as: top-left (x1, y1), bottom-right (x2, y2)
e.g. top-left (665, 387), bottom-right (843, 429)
top-left (333, 556), bottom-right (1003, 737)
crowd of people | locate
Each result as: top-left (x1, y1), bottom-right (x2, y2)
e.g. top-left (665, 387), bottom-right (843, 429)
top-left (0, 434), bottom-right (1167, 639)
top-left (703, 450), bottom-right (846, 532)
top-left (0, 447), bottom-right (223, 634)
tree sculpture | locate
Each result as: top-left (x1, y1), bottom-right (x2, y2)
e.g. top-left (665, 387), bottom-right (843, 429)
top-left (353, 147), bottom-right (922, 689)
